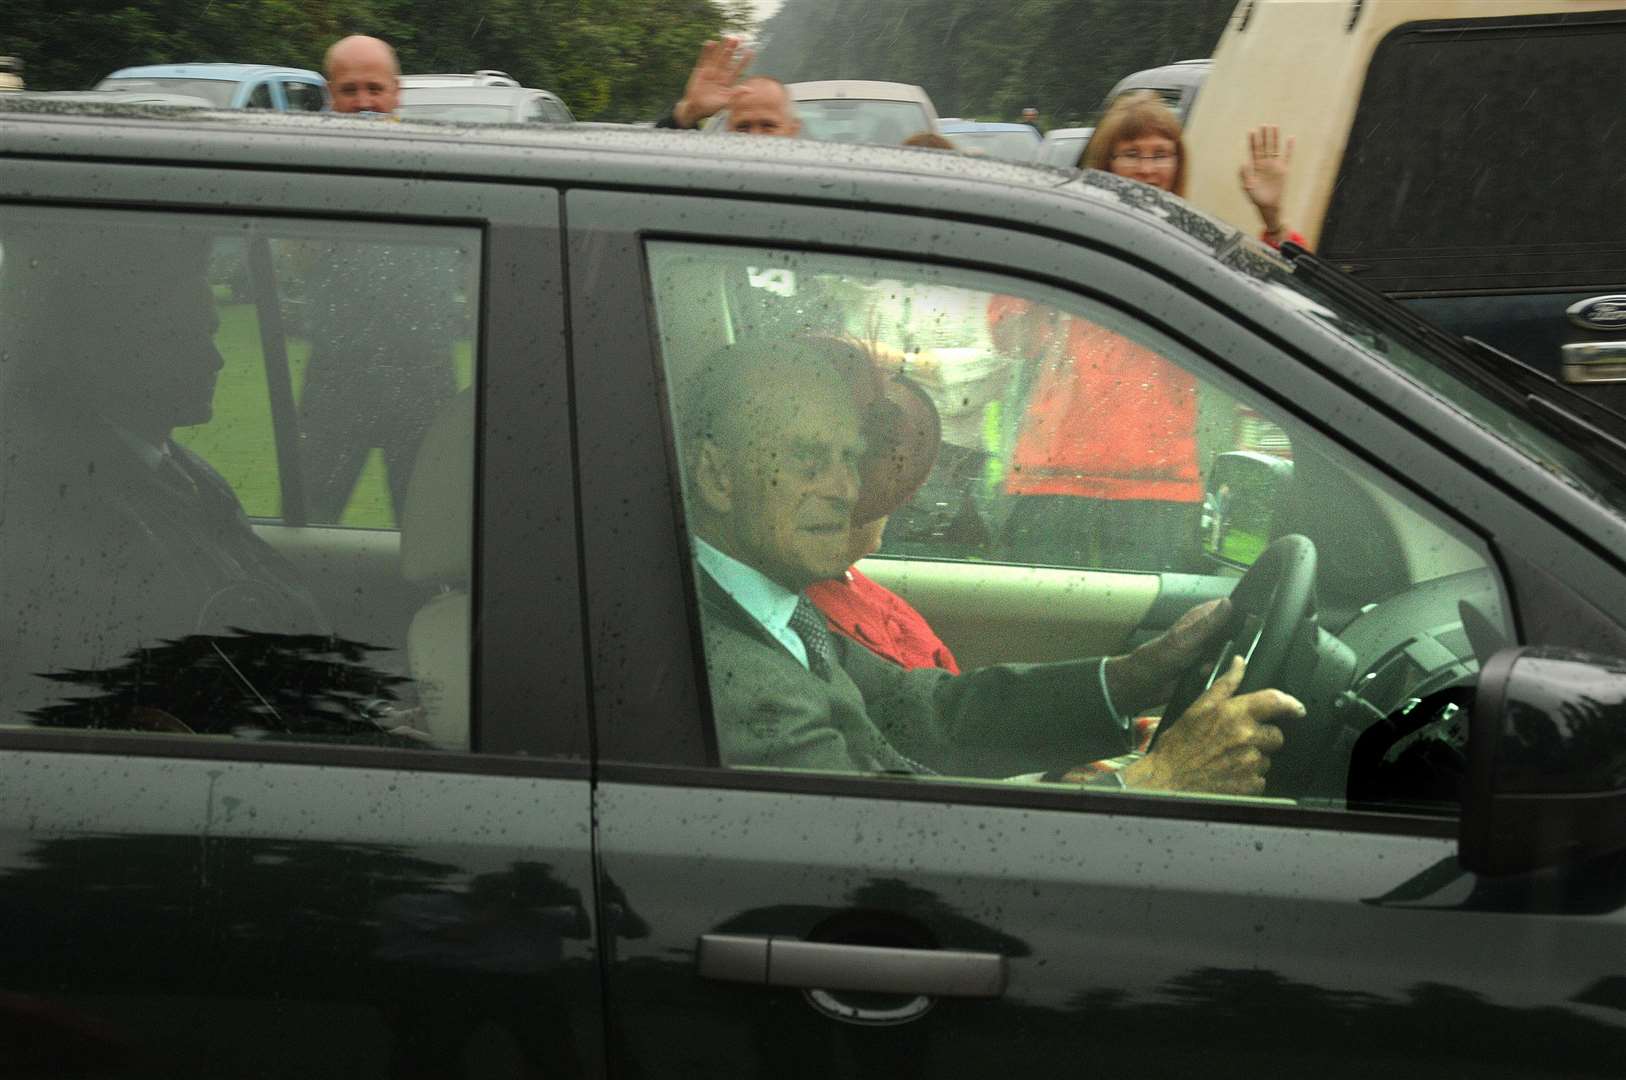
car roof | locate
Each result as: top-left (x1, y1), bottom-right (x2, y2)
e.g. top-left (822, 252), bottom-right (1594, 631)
top-left (786, 81), bottom-right (933, 104)
top-left (399, 71), bottom-right (521, 88)
top-left (1042, 127), bottom-right (1094, 140)
top-left (103, 63), bottom-right (322, 81)
top-left (0, 101), bottom-right (1246, 269)
top-left (1108, 59), bottom-right (1211, 94)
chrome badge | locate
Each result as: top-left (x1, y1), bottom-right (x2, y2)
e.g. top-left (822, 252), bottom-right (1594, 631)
top-left (1568, 295), bottom-right (1626, 331)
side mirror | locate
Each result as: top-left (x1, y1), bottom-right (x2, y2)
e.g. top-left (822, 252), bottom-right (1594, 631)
top-left (1462, 646), bottom-right (1626, 875)
top-left (1199, 451), bottom-right (1293, 569)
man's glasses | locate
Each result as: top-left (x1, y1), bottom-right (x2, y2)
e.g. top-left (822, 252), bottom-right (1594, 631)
top-left (1112, 151), bottom-right (1178, 166)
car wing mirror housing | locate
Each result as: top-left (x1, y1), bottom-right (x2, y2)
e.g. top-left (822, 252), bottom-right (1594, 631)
top-left (1462, 646), bottom-right (1626, 876)
top-left (1199, 451), bottom-right (1292, 569)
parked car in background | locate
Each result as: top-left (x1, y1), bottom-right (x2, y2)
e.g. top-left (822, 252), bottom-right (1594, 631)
top-left (399, 83), bottom-right (574, 124)
top-left (7, 97), bottom-right (1626, 1076)
top-left (1034, 125), bottom-right (1094, 168)
top-left (1183, 0), bottom-right (1626, 423)
top-left (1102, 58), bottom-right (1209, 121)
top-left (96, 63), bottom-right (328, 111)
top-left (939, 120), bottom-right (1042, 162)
top-left (0, 56), bottom-right (24, 92)
top-left (778, 80), bottom-right (941, 145)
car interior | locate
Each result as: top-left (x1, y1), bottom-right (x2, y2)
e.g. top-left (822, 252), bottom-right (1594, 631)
top-left (649, 240), bottom-right (1513, 812)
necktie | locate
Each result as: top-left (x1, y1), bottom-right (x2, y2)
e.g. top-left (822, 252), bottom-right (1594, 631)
top-left (789, 595), bottom-right (836, 681)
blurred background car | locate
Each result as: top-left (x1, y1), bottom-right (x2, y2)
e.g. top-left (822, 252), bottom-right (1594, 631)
top-left (1102, 58), bottom-right (1209, 121)
top-left (778, 80), bottom-right (942, 145)
top-left (96, 62), bottom-right (328, 111)
top-left (1034, 125), bottom-right (1094, 168)
top-left (398, 83), bottom-right (574, 123)
top-left (939, 120), bottom-right (1042, 161)
top-left (0, 56), bottom-right (23, 92)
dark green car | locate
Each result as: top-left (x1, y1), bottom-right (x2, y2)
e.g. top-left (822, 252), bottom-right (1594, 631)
top-left (2, 102), bottom-right (1625, 1077)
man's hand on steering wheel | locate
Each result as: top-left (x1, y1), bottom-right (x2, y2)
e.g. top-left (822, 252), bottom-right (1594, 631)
top-left (1104, 597), bottom-right (1232, 715)
top-left (1118, 656), bottom-right (1302, 795)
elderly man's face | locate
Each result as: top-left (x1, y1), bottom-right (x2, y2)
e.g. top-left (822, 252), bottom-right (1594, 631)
top-left (328, 51), bottom-right (400, 114)
top-left (706, 371), bottom-right (865, 591)
top-left (726, 83), bottom-right (800, 137)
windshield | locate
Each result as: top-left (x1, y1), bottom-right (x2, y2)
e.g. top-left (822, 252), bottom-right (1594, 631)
top-left (793, 98), bottom-right (931, 145)
top-left (95, 77), bottom-right (237, 107)
top-left (397, 102), bottom-right (516, 123)
top-left (946, 130), bottom-right (1040, 161)
top-left (1264, 263), bottom-right (1626, 516)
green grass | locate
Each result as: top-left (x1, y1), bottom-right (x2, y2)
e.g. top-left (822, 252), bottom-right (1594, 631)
top-left (175, 301), bottom-right (474, 529)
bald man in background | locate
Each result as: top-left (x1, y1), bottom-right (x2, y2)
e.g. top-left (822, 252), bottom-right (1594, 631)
top-left (300, 35), bottom-right (462, 523)
top-left (325, 34), bottom-right (401, 114)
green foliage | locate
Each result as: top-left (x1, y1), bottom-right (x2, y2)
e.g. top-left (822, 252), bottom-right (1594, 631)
top-left (0, 0), bottom-right (744, 121)
top-left (757, 0), bottom-right (1237, 127)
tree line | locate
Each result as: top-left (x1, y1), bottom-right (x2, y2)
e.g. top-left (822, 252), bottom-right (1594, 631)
top-left (757, 0), bottom-right (1238, 126)
top-left (0, 0), bottom-right (747, 122)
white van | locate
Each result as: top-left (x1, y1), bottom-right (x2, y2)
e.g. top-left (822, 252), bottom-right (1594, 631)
top-left (1183, 0), bottom-right (1626, 411)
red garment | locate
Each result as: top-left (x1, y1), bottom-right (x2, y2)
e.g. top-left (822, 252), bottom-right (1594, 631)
top-left (988, 296), bottom-right (1200, 503)
top-left (1262, 228), bottom-right (1309, 250)
top-left (807, 568), bottom-right (961, 674)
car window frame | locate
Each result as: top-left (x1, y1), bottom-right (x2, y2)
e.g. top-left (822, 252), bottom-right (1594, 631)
top-left (0, 156), bottom-right (587, 770)
top-left (564, 184), bottom-right (1626, 840)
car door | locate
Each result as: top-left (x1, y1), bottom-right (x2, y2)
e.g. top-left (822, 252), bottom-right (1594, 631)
top-left (568, 187), bottom-right (1626, 1077)
top-left (0, 151), bottom-right (603, 1076)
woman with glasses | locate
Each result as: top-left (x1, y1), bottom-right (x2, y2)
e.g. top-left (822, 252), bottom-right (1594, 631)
top-left (1083, 90), bottom-right (1303, 248)
top-left (987, 94), bottom-right (1302, 573)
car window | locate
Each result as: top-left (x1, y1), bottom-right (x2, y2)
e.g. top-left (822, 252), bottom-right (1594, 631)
top-left (246, 81), bottom-right (274, 109)
top-left (645, 239), bottom-right (1508, 815)
top-left (793, 99), bottom-right (932, 145)
top-left (0, 206), bottom-right (486, 753)
top-left (282, 80), bottom-right (325, 112)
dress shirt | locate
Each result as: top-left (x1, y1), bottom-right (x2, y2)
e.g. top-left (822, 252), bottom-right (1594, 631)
top-left (693, 537), bottom-right (810, 670)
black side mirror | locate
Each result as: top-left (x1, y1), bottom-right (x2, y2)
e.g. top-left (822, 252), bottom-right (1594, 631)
top-left (1462, 646), bottom-right (1626, 875)
top-left (1199, 451), bottom-right (1293, 569)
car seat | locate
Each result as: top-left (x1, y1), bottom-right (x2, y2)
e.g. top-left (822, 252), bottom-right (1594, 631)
top-left (400, 388), bottom-right (474, 748)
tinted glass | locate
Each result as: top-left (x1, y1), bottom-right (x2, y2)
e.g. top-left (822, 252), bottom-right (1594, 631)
top-left (96, 76), bottom-right (237, 106)
top-left (645, 240), bottom-right (1504, 813)
top-left (1322, 17), bottom-right (1626, 258)
top-left (0, 207), bottom-right (482, 752)
top-left (794, 98), bottom-right (932, 145)
top-left (246, 82), bottom-right (273, 109)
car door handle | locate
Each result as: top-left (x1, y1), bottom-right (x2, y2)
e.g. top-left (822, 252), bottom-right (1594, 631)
top-left (1561, 341), bottom-right (1626, 384)
top-left (697, 934), bottom-right (1006, 998)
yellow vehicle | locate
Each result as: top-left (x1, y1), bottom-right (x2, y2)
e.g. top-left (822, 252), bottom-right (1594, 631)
top-left (1183, 0), bottom-right (1626, 413)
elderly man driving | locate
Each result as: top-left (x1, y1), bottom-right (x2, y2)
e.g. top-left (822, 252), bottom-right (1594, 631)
top-left (679, 337), bottom-right (1299, 793)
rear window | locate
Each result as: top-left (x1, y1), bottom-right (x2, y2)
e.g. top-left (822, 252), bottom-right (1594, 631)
top-left (398, 102), bottom-right (515, 124)
top-left (946, 130), bottom-right (1041, 162)
top-left (794, 98), bottom-right (932, 145)
top-left (1322, 13), bottom-right (1626, 272)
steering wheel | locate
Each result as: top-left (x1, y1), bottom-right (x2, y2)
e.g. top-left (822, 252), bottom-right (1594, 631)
top-left (1149, 534), bottom-right (1321, 795)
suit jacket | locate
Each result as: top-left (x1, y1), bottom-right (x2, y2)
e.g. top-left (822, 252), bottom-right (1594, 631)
top-left (697, 570), bottom-right (1128, 777)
